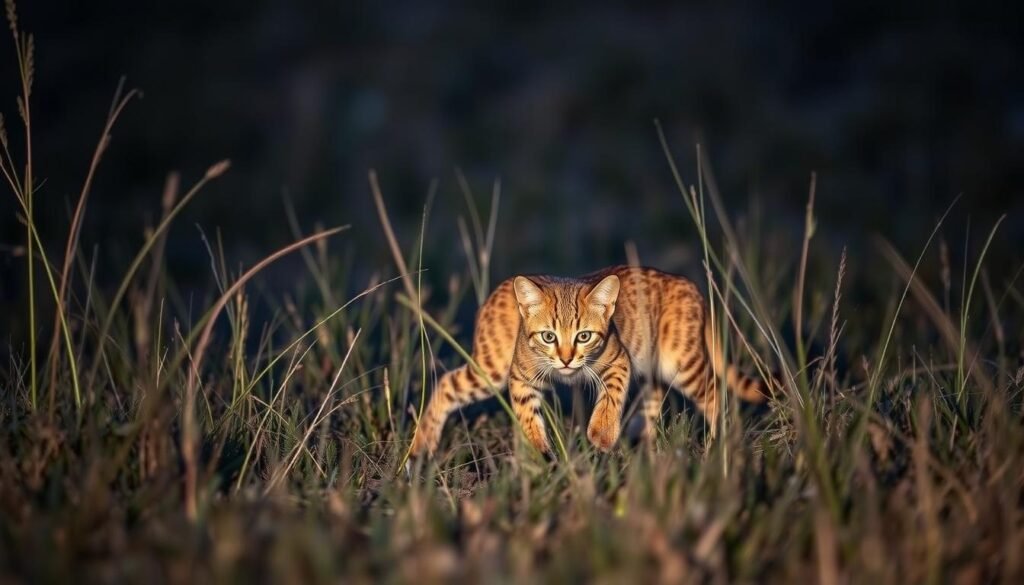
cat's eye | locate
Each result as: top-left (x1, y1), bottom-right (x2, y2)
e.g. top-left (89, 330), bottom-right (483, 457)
top-left (575, 331), bottom-right (593, 343)
top-left (540, 331), bottom-right (557, 344)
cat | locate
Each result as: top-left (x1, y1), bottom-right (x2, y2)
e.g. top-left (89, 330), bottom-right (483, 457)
top-left (409, 265), bottom-right (768, 457)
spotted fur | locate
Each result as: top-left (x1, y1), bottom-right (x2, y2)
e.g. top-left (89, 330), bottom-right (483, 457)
top-left (409, 266), bottom-right (767, 456)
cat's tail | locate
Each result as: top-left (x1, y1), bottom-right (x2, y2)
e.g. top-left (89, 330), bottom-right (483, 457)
top-left (704, 320), bottom-right (770, 403)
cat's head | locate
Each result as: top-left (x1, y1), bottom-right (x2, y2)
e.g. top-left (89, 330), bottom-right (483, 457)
top-left (512, 274), bottom-right (620, 378)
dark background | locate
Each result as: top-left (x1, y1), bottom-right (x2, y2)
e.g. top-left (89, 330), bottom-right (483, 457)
top-left (2, 1), bottom-right (1023, 337)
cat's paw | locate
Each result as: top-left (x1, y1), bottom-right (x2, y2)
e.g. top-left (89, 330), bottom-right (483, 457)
top-left (409, 429), bottom-right (438, 460)
top-left (587, 416), bottom-right (621, 452)
top-left (522, 425), bottom-right (552, 457)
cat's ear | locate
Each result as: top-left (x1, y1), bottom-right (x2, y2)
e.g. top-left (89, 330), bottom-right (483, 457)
top-left (513, 276), bottom-right (545, 318)
top-left (586, 274), bottom-right (620, 318)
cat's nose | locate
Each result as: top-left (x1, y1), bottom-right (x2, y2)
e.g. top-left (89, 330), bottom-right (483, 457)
top-left (560, 357), bottom-right (572, 367)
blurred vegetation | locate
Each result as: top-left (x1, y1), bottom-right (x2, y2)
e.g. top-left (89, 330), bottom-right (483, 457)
top-left (2, 2), bottom-right (1022, 301)
top-left (2, 2), bottom-right (1024, 583)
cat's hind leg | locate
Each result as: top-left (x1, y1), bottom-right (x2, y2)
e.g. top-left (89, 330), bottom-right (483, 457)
top-left (640, 378), bottom-right (667, 441)
top-left (663, 357), bottom-right (719, 438)
top-left (623, 376), bottom-right (666, 442)
top-left (658, 307), bottom-right (720, 438)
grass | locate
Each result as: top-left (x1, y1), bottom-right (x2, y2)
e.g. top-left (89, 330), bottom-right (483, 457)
top-left (2, 8), bottom-right (1023, 583)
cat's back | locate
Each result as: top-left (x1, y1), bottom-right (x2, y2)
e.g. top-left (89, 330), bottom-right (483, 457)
top-left (580, 266), bottom-right (702, 365)
top-left (585, 265), bottom-right (701, 308)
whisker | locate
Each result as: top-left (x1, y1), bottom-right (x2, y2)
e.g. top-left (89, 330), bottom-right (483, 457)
top-left (583, 364), bottom-right (607, 396)
top-left (527, 363), bottom-right (552, 387)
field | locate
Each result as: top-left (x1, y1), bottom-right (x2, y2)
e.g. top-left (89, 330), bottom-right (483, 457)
top-left (2, 8), bottom-right (1024, 584)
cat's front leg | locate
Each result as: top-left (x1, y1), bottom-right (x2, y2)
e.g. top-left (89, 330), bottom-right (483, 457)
top-left (587, 345), bottom-right (632, 452)
top-left (508, 377), bottom-right (551, 454)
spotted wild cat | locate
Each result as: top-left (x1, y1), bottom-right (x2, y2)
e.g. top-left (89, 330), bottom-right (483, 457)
top-left (409, 265), bottom-right (768, 457)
